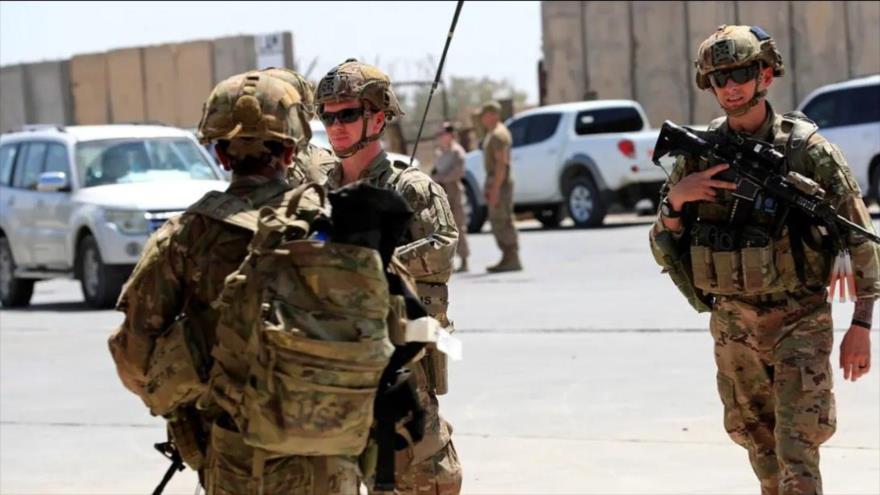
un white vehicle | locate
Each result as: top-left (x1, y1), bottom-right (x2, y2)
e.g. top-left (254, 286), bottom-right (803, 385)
top-left (0, 125), bottom-right (228, 308)
top-left (462, 100), bottom-right (664, 231)
top-left (797, 74), bottom-right (880, 203)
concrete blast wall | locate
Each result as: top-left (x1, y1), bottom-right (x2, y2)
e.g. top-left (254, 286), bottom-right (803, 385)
top-left (542, 0), bottom-right (880, 125)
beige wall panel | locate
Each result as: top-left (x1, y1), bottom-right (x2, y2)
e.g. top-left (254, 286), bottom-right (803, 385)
top-left (541, 1), bottom-right (587, 104)
top-left (791, 1), bottom-right (848, 104)
top-left (632, 1), bottom-right (690, 125)
top-left (687, 1), bottom-right (737, 123)
top-left (69, 53), bottom-right (109, 125)
top-left (107, 48), bottom-right (145, 123)
top-left (583, 1), bottom-right (632, 100)
top-left (846, 1), bottom-right (880, 77)
top-left (174, 41), bottom-right (213, 128)
top-left (1, 65), bottom-right (27, 131)
top-left (143, 44), bottom-right (178, 125)
top-left (213, 36), bottom-right (256, 84)
top-left (736, 1), bottom-right (795, 110)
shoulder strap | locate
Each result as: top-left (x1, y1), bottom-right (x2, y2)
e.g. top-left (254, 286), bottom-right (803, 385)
top-left (778, 111), bottom-right (819, 173)
top-left (186, 191), bottom-right (261, 233)
top-left (388, 161), bottom-right (418, 192)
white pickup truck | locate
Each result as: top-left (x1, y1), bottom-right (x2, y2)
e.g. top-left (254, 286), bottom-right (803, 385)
top-left (797, 74), bottom-right (880, 203)
top-left (462, 100), bottom-right (664, 231)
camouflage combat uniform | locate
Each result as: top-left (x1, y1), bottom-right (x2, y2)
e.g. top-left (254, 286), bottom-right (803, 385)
top-left (650, 25), bottom-right (880, 495)
top-left (109, 71), bottom-right (361, 494)
top-left (325, 151), bottom-right (462, 494)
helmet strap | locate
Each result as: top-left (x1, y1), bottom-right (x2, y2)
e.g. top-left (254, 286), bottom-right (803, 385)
top-left (722, 70), bottom-right (766, 117)
top-left (332, 108), bottom-right (386, 159)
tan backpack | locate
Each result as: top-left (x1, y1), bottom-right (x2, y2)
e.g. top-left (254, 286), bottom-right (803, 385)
top-left (206, 184), bottom-right (396, 456)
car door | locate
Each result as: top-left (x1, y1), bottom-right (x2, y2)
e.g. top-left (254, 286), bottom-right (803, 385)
top-left (802, 86), bottom-right (878, 193)
top-left (509, 112), bottom-right (563, 203)
top-left (30, 142), bottom-right (75, 268)
top-left (6, 142), bottom-right (48, 267)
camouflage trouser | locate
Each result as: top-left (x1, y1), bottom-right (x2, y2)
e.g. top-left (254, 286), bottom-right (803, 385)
top-left (205, 419), bottom-right (361, 495)
top-left (487, 180), bottom-right (518, 252)
top-left (710, 291), bottom-right (837, 495)
top-left (441, 180), bottom-right (469, 259)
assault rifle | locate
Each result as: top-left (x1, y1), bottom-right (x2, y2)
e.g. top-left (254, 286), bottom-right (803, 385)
top-left (152, 441), bottom-right (184, 495)
top-left (652, 120), bottom-right (880, 245)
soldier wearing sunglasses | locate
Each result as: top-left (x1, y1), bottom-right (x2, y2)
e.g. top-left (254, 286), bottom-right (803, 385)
top-left (649, 25), bottom-right (879, 494)
top-left (315, 59), bottom-right (462, 495)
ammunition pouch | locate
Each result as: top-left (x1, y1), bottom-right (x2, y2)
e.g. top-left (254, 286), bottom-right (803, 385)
top-left (414, 282), bottom-right (450, 395)
top-left (653, 230), bottom-right (713, 313)
top-left (144, 315), bottom-right (212, 417)
top-left (689, 222), bottom-right (802, 296)
top-left (166, 406), bottom-right (207, 470)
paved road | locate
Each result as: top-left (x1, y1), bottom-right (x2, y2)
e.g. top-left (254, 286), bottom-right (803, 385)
top-left (1, 214), bottom-right (878, 494)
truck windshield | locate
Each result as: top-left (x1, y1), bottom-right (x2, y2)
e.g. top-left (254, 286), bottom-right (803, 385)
top-left (75, 138), bottom-right (220, 188)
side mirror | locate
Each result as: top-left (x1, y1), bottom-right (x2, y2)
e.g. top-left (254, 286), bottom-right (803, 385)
top-left (36, 171), bottom-right (70, 192)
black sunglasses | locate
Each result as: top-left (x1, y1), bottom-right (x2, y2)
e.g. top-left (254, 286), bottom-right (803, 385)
top-left (709, 64), bottom-right (760, 88)
top-left (319, 107), bottom-right (366, 127)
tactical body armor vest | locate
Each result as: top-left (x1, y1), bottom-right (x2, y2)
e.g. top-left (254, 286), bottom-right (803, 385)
top-left (684, 111), bottom-right (832, 296)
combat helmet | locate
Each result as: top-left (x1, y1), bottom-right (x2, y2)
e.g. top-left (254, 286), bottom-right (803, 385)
top-left (261, 67), bottom-right (316, 147)
top-left (314, 58), bottom-right (404, 157)
top-left (695, 25), bottom-right (784, 115)
top-left (197, 71), bottom-right (305, 159)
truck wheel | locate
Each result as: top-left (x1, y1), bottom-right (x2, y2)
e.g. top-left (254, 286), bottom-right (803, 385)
top-left (565, 175), bottom-right (606, 228)
top-left (463, 180), bottom-right (487, 233)
top-left (78, 235), bottom-right (126, 309)
top-left (0, 237), bottom-right (35, 307)
top-left (535, 205), bottom-right (565, 228)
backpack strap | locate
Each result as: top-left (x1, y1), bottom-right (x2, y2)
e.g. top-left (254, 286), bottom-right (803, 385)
top-left (186, 191), bottom-right (262, 233)
top-left (776, 111), bottom-right (819, 174)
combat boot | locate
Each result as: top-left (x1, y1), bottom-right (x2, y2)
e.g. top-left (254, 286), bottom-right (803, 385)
top-left (486, 249), bottom-right (522, 273)
top-left (455, 257), bottom-right (469, 273)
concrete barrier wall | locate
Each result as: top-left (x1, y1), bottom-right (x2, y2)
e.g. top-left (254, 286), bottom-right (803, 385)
top-left (0, 65), bottom-right (27, 132)
top-left (542, 1), bottom-right (877, 125)
top-left (846, 1), bottom-right (880, 77)
top-left (583, 1), bottom-right (631, 100)
top-left (213, 36), bottom-right (256, 84)
top-left (541, 2), bottom-right (586, 104)
top-left (70, 53), bottom-right (110, 125)
top-left (791, 1), bottom-right (848, 104)
top-left (175, 41), bottom-right (213, 128)
top-left (23, 61), bottom-right (71, 125)
top-left (143, 44), bottom-right (178, 126)
top-left (632, 1), bottom-right (690, 125)
top-left (107, 48), bottom-right (146, 123)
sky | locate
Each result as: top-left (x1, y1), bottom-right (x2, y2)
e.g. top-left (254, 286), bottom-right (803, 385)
top-left (0, 1), bottom-right (543, 103)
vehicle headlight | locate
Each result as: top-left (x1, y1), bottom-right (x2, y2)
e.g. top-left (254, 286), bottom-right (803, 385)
top-left (104, 209), bottom-right (150, 235)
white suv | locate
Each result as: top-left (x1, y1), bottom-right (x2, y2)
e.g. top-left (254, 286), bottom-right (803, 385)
top-left (798, 74), bottom-right (880, 203)
top-left (0, 125), bottom-right (228, 308)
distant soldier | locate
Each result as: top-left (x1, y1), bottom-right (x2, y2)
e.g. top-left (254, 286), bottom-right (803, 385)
top-left (316, 59), bottom-right (462, 495)
top-left (649, 25), bottom-right (879, 494)
top-left (433, 121), bottom-right (470, 272)
top-left (480, 101), bottom-right (521, 272)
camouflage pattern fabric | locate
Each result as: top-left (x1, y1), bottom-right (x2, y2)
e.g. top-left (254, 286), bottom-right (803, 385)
top-left (288, 143), bottom-right (340, 187)
top-left (482, 122), bottom-right (518, 252)
top-left (712, 291), bottom-right (835, 495)
top-left (207, 420), bottom-right (360, 495)
top-left (648, 102), bottom-right (880, 495)
top-left (325, 153), bottom-right (462, 494)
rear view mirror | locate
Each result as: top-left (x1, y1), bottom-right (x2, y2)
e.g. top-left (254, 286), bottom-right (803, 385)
top-left (36, 171), bottom-right (70, 192)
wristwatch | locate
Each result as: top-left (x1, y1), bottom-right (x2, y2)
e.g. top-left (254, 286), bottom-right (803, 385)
top-left (660, 197), bottom-right (682, 219)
